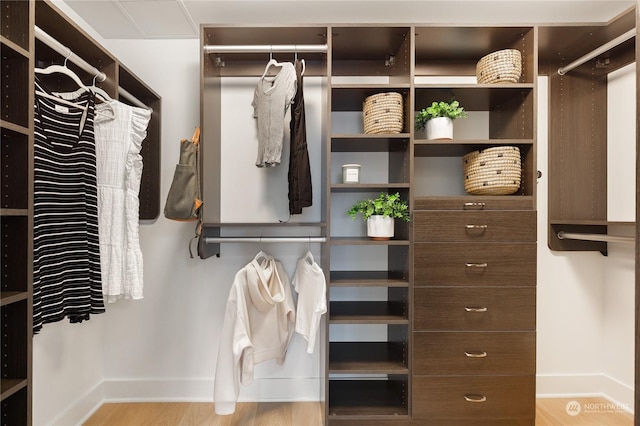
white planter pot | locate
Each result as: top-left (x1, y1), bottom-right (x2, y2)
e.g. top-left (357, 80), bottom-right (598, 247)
top-left (367, 215), bottom-right (395, 240)
top-left (426, 116), bottom-right (453, 140)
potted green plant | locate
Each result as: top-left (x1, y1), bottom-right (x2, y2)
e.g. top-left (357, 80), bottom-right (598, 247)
top-left (347, 192), bottom-right (410, 240)
top-left (415, 100), bottom-right (467, 140)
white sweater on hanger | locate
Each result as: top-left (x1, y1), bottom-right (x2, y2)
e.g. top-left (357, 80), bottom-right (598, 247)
top-left (214, 252), bottom-right (296, 415)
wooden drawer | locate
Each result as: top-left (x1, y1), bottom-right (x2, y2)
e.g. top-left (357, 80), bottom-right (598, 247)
top-left (414, 211), bottom-right (536, 242)
top-left (414, 242), bottom-right (536, 287)
top-left (413, 331), bottom-right (535, 375)
top-left (414, 287), bottom-right (535, 331)
top-left (414, 197), bottom-right (534, 211)
top-left (412, 375), bottom-right (535, 420)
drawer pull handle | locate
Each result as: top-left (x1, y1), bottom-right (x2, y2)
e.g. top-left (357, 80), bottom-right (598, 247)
top-left (465, 350), bottom-right (488, 358)
top-left (464, 394), bottom-right (487, 403)
top-left (465, 224), bottom-right (488, 230)
top-left (465, 262), bottom-right (488, 268)
top-left (465, 306), bottom-right (488, 313)
top-left (463, 202), bottom-right (486, 210)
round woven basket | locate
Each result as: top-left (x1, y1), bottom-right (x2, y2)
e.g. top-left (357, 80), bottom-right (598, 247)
top-left (463, 146), bottom-right (522, 195)
top-left (362, 92), bottom-right (403, 134)
top-left (476, 49), bottom-right (522, 84)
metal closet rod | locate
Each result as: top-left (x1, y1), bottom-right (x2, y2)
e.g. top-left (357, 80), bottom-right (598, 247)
top-left (204, 236), bottom-right (327, 244)
top-left (557, 231), bottom-right (635, 244)
top-left (557, 28), bottom-right (636, 75)
top-left (203, 44), bottom-right (328, 54)
top-left (35, 26), bottom-right (149, 110)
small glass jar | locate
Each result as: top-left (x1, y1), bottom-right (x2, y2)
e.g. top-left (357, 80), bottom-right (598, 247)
top-left (342, 164), bottom-right (361, 183)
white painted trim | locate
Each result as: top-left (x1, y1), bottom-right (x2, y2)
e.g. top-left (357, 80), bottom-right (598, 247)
top-left (536, 373), bottom-right (634, 414)
top-left (47, 378), bottom-right (323, 425)
top-left (48, 381), bottom-right (105, 426)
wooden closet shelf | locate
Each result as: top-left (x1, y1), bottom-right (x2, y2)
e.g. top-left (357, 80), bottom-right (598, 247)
top-left (329, 342), bottom-right (408, 373)
top-left (329, 270), bottom-right (409, 287)
top-left (329, 301), bottom-right (408, 324)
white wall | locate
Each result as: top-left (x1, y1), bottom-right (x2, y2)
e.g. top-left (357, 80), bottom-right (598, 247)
top-left (34, 3), bottom-right (637, 424)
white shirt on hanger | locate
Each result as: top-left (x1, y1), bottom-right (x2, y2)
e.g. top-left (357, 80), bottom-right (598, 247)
top-left (292, 251), bottom-right (327, 354)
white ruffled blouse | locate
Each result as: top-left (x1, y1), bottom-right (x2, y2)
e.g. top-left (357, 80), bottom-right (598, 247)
top-left (94, 101), bottom-right (151, 302)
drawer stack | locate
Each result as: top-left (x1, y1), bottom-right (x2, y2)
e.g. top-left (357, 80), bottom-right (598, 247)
top-left (412, 201), bottom-right (536, 424)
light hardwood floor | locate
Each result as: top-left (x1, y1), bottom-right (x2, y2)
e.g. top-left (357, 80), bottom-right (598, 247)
top-left (83, 398), bottom-right (633, 426)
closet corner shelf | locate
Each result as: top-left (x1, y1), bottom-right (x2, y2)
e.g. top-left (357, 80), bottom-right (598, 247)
top-left (331, 183), bottom-right (410, 192)
top-left (330, 237), bottom-right (410, 246)
top-left (1, 36), bottom-right (30, 59)
top-left (414, 139), bottom-right (533, 157)
top-left (331, 133), bottom-right (410, 139)
top-left (331, 83), bottom-right (412, 90)
top-left (329, 270), bottom-right (409, 287)
top-left (0, 379), bottom-right (28, 401)
top-left (203, 221), bottom-right (327, 228)
top-left (329, 342), bottom-right (409, 374)
top-left (329, 301), bottom-right (408, 324)
top-left (0, 208), bottom-right (29, 217)
top-left (414, 82), bottom-right (535, 89)
top-left (0, 291), bottom-right (28, 307)
top-left (1, 121), bottom-right (31, 136)
top-left (549, 219), bottom-right (608, 226)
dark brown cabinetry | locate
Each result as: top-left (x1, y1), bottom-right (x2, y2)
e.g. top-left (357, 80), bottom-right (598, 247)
top-left (539, 8), bottom-right (636, 253)
top-left (1, 1), bottom-right (34, 423)
top-left (199, 23), bottom-right (537, 425)
top-left (411, 25), bottom-right (537, 426)
top-left (327, 26), bottom-right (412, 420)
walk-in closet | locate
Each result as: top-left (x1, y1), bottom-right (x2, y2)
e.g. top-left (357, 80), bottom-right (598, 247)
top-left (1, 0), bottom-right (638, 425)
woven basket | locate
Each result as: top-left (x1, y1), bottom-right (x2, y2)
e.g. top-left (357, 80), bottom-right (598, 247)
top-left (463, 146), bottom-right (522, 195)
top-left (362, 92), bottom-right (403, 134)
top-left (476, 49), bottom-right (522, 84)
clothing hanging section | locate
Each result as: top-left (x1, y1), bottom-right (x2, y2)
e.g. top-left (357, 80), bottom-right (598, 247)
top-left (32, 18), bottom-right (157, 332)
top-left (35, 26), bottom-right (149, 110)
top-left (213, 250), bottom-right (326, 415)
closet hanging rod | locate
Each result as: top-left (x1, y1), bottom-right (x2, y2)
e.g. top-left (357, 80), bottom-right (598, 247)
top-left (35, 26), bottom-right (106, 82)
top-left (203, 44), bottom-right (328, 54)
top-left (557, 231), bottom-right (635, 244)
top-left (557, 28), bottom-right (636, 75)
top-left (204, 236), bottom-right (327, 244)
top-left (35, 26), bottom-right (151, 110)
top-left (118, 87), bottom-right (151, 111)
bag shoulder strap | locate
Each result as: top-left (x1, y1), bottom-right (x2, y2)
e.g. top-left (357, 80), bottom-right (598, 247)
top-left (191, 127), bottom-right (201, 146)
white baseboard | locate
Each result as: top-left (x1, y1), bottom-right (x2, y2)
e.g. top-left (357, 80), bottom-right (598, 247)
top-left (536, 373), bottom-right (634, 414)
top-left (48, 382), bottom-right (105, 426)
top-left (51, 377), bottom-right (323, 425)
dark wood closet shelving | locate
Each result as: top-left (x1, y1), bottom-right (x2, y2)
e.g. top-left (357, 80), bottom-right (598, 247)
top-left (329, 342), bottom-right (408, 373)
top-left (329, 237), bottom-right (410, 246)
top-left (1, 0), bottom-right (33, 423)
top-left (540, 8), bottom-right (636, 252)
top-left (196, 13), bottom-right (630, 423)
top-left (34, 0), bottom-right (162, 220)
top-left (328, 379), bottom-right (409, 418)
top-left (329, 271), bottom-right (409, 287)
top-left (329, 301), bottom-right (408, 324)
top-left (1, 1), bottom-right (161, 423)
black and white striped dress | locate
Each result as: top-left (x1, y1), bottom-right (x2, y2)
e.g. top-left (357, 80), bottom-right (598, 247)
top-left (33, 80), bottom-right (105, 333)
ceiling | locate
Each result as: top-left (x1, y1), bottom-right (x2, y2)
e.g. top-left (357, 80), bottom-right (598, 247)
top-left (61, 0), bottom-right (637, 39)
